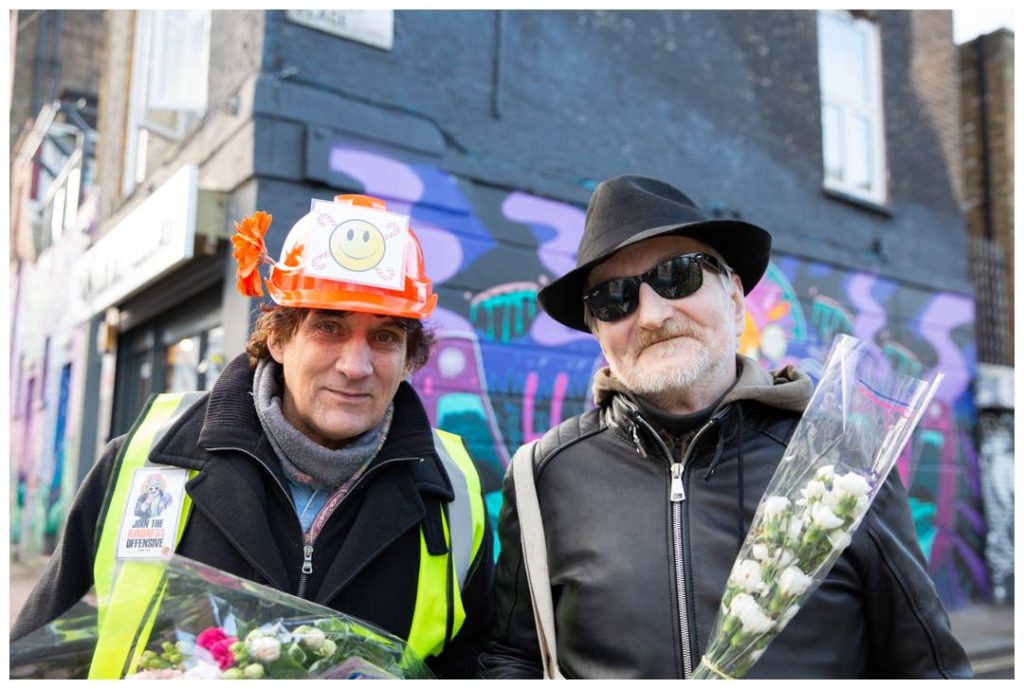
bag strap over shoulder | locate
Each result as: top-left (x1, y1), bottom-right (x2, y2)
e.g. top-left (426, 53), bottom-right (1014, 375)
top-left (511, 440), bottom-right (564, 680)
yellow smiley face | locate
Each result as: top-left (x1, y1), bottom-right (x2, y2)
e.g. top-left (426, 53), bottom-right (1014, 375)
top-left (330, 220), bottom-right (386, 272)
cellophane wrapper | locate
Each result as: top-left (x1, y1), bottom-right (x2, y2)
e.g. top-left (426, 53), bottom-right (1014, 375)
top-left (10, 554), bottom-right (434, 679)
top-left (691, 334), bottom-right (942, 679)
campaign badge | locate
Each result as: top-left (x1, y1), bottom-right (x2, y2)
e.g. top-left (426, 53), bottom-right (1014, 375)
top-left (115, 468), bottom-right (189, 559)
top-left (300, 198), bottom-right (410, 290)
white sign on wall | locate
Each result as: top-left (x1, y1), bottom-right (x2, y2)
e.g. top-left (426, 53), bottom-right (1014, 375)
top-left (286, 10), bottom-right (394, 51)
top-left (72, 165), bottom-right (198, 322)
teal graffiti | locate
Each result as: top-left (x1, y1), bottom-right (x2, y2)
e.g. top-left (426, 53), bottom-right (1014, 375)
top-left (882, 341), bottom-right (924, 380)
top-left (765, 262), bottom-right (808, 340)
top-left (469, 288), bottom-right (538, 342)
top-left (810, 296), bottom-right (854, 344)
top-left (909, 497), bottom-right (938, 562)
top-left (485, 490), bottom-right (504, 559)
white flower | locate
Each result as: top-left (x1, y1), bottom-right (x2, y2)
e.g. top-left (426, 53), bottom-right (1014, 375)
top-left (750, 649), bottom-right (765, 663)
top-left (777, 549), bottom-right (797, 569)
top-left (810, 503), bottom-right (844, 530)
top-left (764, 496), bottom-right (790, 520)
top-left (833, 472), bottom-right (870, 497)
top-left (730, 559), bottom-right (766, 593)
top-left (184, 662), bottom-right (222, 680)
top-left (778, 566), bottom-right (814, 596)
top-left (821, 489), bottom-right (842, 511)
top-left (803, 480), bottom-right (827, 500)
top-left (293, 625), bottom-right (326, 651)
top-left (786, 518), bottom-right (803, 542)
top-left (815, 465), bottom-right (835, 481)
top-left (779, 604), bottom-right (801, 626)
top-left (827, 529), bottom-right (852, 553)
top-left (752, 543), bottom-right (771, 562)
top-left (854, 494), bottom-right (870, 519)
top-left (730, 594), bottom-right (774, 635)
top-left (249, 635), bottom-right (282, 663)
top-left (321, 639), bottom-right (337, 656)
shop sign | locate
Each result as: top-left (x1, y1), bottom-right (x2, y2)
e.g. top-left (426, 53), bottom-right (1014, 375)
top-left (73, 165), bottom-right (197, 322)
top-left (285, 10), bottom-right (393, 50)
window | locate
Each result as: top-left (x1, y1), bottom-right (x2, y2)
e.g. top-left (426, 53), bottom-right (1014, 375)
top-left (123, 10), bottom-right (211, 196)
top-left (817, 10), bottom-right (887, 204)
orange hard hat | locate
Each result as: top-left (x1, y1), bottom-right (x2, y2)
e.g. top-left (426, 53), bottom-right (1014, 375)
top-left (232, 194), bottom-right (437, 319)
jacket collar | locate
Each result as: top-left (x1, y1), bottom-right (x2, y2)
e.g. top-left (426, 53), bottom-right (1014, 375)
top-left (191, 353), bottom-right (452, 499)
top-left (147, 353), bottom-right (452, 596)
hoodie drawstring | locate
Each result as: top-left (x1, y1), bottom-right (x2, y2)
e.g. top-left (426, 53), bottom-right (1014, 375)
top-left (700, 404), bottom-right (748, 551)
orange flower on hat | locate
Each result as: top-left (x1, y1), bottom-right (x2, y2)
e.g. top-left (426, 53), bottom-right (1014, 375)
top-left (231, 211), bottom-right (272, 297)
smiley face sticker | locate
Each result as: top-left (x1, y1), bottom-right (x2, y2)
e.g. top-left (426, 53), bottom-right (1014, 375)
top-left (302, 199), bottom-right (409, 290)
top-left (330, 219), bottom-right (386, 272)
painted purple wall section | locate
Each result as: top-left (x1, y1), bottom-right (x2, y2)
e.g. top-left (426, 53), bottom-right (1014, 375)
top-left (329, 144), bottom-right (986, 607)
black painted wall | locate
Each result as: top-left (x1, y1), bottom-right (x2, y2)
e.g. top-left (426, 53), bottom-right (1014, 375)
top-left (250, 9), bottom-right (968, 294)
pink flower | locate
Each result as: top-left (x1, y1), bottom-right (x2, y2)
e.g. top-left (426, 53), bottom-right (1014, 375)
top-left (210, 638), bottom-right (239, 671)
top-left (196, 627), bottom-right (229, 650)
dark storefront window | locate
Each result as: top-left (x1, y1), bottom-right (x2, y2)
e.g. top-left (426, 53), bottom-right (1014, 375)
top-left (112, 286), bottom-right (222, 437)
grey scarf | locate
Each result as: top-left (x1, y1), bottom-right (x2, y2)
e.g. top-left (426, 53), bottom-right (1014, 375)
top-left (252, 358), bottom-right (394, 489)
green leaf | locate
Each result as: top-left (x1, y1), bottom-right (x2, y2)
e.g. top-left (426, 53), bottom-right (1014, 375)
top-left (287, 642), bottom-right (308, 666)
top-left (266, 655), bottom-right (309, 679)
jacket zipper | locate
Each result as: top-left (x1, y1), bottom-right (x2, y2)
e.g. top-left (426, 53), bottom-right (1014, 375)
top-left (294, 456), bottom-right (420, 600)
top-left (208, 446), bottom-right (296, 509)
top-left (630, 411), bottom-right (718, 679)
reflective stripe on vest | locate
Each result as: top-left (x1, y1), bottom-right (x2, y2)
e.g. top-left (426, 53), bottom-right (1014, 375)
top-left (90, 396), bottom-right (486, 674)
top-left (403, 429), bottom-right (487, 663)
top-left (90, 392), bottom-right (204, 678)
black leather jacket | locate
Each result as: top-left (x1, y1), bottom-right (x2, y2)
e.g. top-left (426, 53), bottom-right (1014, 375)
top-left (479, 357), bottom-right (971, 679)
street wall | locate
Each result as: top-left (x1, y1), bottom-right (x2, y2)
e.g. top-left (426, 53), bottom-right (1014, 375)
top-left (256, 140), bottom-right (986, 606)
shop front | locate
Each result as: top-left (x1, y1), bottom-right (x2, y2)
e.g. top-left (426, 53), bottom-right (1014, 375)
top-left (72, 165), bottom-right (234, 448)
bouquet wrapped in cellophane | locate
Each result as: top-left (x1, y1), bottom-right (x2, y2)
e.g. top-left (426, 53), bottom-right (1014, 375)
top-left (692, 335), bottom-right (942, 679)
top-left (10, 555), bottom-right (433, 679)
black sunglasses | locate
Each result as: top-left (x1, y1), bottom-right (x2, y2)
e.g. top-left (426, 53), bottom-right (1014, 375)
top-left (582, 252), bottom-right (729, 323)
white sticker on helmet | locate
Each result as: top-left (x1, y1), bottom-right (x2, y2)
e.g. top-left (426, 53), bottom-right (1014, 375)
top-left (299, 199), bottom-right (410, 290)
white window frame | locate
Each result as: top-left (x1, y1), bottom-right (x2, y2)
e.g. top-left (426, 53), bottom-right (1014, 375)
top-left (122, 10), bottom-right (211, 197)
top-left (817, 10), bottom-right (888, 205)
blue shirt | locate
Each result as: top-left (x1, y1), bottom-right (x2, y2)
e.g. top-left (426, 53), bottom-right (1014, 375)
top-left (287, 479), bottom-right (329, 534)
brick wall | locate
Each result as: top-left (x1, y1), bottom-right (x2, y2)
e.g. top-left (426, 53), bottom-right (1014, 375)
top-left (961, 29), bottom-right (1014, 365)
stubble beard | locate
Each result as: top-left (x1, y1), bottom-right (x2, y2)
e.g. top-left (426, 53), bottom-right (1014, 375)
top-left (606, 319), bottom-right (736, 410)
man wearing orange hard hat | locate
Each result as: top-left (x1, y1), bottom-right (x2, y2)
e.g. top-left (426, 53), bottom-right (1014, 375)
top-left (13, 194), bottom-right (494, 678)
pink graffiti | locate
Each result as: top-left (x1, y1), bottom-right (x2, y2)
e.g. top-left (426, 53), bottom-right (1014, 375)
top-left (921, 401), bottom-right (958, 570)
top-left (522, 371), bottom-right (571, 442)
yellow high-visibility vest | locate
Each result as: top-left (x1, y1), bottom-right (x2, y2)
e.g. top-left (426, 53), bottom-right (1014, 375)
top-left (89, 392), bottom-right (486, 678)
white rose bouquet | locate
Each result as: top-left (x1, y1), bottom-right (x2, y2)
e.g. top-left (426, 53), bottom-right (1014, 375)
top-left (692, 334), bottom-right (942, 679)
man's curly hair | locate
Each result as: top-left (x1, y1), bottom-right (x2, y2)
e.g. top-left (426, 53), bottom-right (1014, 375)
top-left (246, 305), bottom-right (435, 372)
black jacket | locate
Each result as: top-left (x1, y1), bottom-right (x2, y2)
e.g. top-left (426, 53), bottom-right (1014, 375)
top-left (479, 357), bottom-right (971, 679)
top-left (12, 354), bottom-right (494, 679)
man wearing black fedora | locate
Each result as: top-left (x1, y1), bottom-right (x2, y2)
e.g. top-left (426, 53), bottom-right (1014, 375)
top-left (478, 175), bottom-right (970, 678)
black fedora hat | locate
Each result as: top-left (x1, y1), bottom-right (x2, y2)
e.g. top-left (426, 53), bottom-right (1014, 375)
top-left (537, 175), bottom-right (772, 332)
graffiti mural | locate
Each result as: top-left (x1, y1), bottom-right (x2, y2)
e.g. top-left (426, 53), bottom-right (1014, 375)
top-left (327, 143), bottom-right (985, 606)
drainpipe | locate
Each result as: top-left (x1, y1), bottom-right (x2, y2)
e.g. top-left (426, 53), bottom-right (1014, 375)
top-left (48, 10), bottom-right (63, 104)
top-left (975, 34), bottom-right (994, 241)
top-left (31, 10), bottom-right (50, 117)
